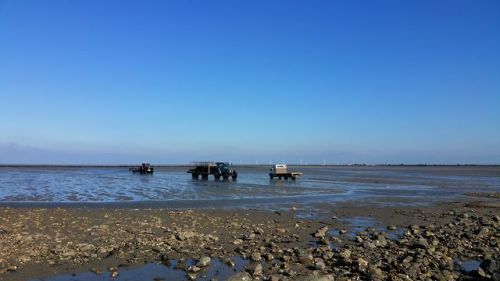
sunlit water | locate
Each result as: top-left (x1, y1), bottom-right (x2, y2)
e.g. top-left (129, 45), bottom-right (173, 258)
top-left (0, 166), bottom-right (499, 208)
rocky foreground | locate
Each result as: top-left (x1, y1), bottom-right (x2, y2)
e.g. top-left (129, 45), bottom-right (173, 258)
top-left (0, 203), bottom-right (499, 281)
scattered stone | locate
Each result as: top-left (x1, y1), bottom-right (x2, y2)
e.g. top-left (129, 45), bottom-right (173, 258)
top-left (251, 252), bottom-right (262, 262)
top-left (339, 249), bottom-right (351, 260)
top-left (314, 259), bottom-right (326, 271)
top-left (250, 263), bottom-right (263, 276)
top-left (223, 257), bottom-right (235, 267)
top-left (197, 256), bottom-right (211, 267)
top-left (226, 272), bottom-right (253, 281)
top-left (314, 226), bottom-right (328, 238)
top-left (298, 273), bottom-right (335, 281)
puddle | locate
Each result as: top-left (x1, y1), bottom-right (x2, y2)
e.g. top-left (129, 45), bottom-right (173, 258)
top-left (30, 257), bottom-right (249, 281)
top-left (386, 228), bottom-right (404, 240)
top-left (328, 217), bottom-right (376, 239)
top-left (456, 259), bottom-right (481, 272)
top-left (328, 217), bottom-right (403, 240)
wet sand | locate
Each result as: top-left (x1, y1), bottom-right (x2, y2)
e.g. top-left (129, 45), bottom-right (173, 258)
top-left (0, 166), bottom-right (499, 280)
top-left (1, 197), bottom-right (499, 281)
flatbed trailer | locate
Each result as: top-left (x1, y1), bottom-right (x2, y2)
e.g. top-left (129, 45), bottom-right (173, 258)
top-left (269, 164), bottom-right (302, 180)
top-left (187, 162), bottom-right (237, 180)
top-left (269, 172), bottom-right (302, 180)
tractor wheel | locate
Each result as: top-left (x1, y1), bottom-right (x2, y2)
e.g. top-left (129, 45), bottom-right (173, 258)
top-left (192, 173), bottom-right (199, 179)
top-left (232, 171), bottom-right (238, 180)
top-left (222, 172), bottom-right (230, 180)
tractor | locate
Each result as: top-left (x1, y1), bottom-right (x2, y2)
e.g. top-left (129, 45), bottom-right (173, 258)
top-left (188, 162), bottom-right (238, 180)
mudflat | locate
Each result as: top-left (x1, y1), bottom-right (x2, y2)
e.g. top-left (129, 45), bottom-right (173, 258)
top-left (0, 166), bottom-right (499, 280)
top-left (0, 199), bottom-right (499, 280)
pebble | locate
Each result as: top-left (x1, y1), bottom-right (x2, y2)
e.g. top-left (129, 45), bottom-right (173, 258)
top-left (226, 272), bottom-right (252, 281)
top-left (314, 226), bottom-right (328, 238)
top-left (251, 252), bottom-right (262, 261)
top-left (197, 256), bottom-right (211, 267)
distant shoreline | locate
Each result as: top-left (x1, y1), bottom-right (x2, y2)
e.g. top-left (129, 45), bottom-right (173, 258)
top-left (0, 164), bottom-right (499, 168)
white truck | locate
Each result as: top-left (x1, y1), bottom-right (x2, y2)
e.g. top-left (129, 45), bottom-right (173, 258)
top-left (269, 164), bottom-right (302, 180)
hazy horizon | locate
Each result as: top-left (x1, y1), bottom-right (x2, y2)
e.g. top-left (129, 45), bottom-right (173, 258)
top-left (1, 0), bottom-right (499, 165)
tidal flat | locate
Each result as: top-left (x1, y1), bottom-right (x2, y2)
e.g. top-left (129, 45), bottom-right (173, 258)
top-left (0, 166), bottom-right (499, 280)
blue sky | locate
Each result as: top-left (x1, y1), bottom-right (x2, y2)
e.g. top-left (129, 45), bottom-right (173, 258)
top-left (0, 0), bottom-right (499, 164)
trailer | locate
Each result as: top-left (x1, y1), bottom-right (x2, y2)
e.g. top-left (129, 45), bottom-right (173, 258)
top-left (269, 164), bottom-right (302, 180)
top-left (187, 162), bottom-right (237, 180)
top-left (131, 163), bottom-right (154, 175)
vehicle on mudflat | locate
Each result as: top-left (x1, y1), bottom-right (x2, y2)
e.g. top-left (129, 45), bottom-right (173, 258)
top-left (187, 162), bottom-right (237, 180)
top-left (269, 164), bottom-right (302, 180)
top-left (131, 163), bottom-right (154, 174)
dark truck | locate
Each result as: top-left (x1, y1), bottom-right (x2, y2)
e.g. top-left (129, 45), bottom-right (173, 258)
top-left (131, 163), bottom-right (154, 175)
top-left (187, 162), bottom-right (237, 180)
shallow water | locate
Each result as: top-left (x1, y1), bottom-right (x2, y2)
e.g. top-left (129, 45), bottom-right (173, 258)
top-left (29, 257), bottom-right (250, 281)
top-left (0, 166), bottom-right (499, 209)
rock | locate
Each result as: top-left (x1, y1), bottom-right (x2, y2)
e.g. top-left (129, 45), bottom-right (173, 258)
top-left (226, 272), bottom-right (252, 281)
top-left (176, 231), bottom-right (195, 241)
top-left (175, 260), bottom-right (186, 270)
top-left (357, 257), bottom-right (368, 269)
top-left (363, 241), bottom-right (375, 249)
top-left (61, 249), bottom-right (77, 258)
top-left (110, 271), bottom-right (119, 278)
top-left (270, 274), bottom-right (281, 281)
top-left (197, 256), bottom-right (211, 267)
top-left (339, 229), bottom-right (347, 235)
top-left (322, 251), bottom-right (334, 261)
top-left (369, 266), bottom-right (384, 279)
top-left (298, 250), bottom-right (314, 265)
top-left (6, 265), bottom-right (17, 272)
top-left (297, 274), bottom-right (335, 281)
top-left (314, 259), bottom-right (326, 271)
top-left (250, 263), bottom-right (263, 276)
top-left (254, 227), bottom-right (264, 235)
top-left (315, 226), bottom-right (329, 238)
top-left (416, 237), bottom-right (429, 248)
top-left (160, 253), bottom-right (169, 262)
top-left (244, 233), bottom-right (256, 240)
top-left (232, 239), bottom-right (243, 245)
top-left (387, 225), bottom-right (397, 230)
top-left (223, 257), bottom-right (235, 267)
top-left (339, 249), bottom-right (351, 260)
top-left (90, 268), bottom-right (102, 275)
top-left (410, 224), bottom-right (419, 230)
top-left (188, 266), bottom-right (201, 273)
top-left (276, 228), bottom-right (287, 234)
top-left (251, 251), bottom-right (262, 261)
top-left (481, 259), bottom-right (499, 274)
top-left (478, 267), bottom-right (487, 277)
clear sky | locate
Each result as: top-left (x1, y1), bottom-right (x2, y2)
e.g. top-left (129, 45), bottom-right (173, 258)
top-left (1, 0), bottom-right (499, 165)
